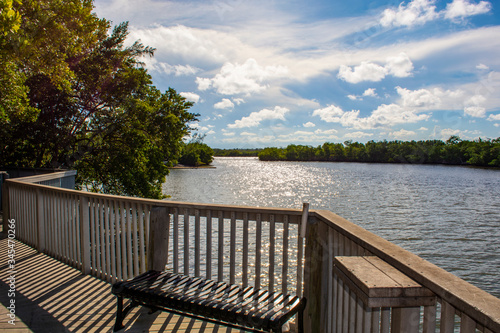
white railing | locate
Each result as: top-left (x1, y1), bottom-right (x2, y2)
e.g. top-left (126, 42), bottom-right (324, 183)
top-left (3, 172), bottom-right (305, 297)
top-left (3, 171), bottom-right (500, 332)
top-left (304, 210), bottom-right (500, 333)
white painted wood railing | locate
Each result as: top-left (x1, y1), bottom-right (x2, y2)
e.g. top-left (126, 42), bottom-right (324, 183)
top-left (3, 171), bottom-right (500, 332)
top-left (3, 172), bottom-right (305, 297)
top-left (304, 210), bottom-right (500, 333)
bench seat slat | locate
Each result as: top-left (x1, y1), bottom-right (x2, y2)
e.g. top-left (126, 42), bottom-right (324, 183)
top-left (112, 270), bottom-right (306, 332)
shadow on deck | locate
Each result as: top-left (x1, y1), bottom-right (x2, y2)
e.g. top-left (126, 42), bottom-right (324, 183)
top-left (0, 232), bottom-right (245, 333)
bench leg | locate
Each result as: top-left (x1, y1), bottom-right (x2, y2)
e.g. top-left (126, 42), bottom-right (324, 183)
top-left (298, 310), bottom-right (304, 333)
top-left (114, 296), bottom-right (139, 332)
top-left (114, 296), bottom-right (125, 332)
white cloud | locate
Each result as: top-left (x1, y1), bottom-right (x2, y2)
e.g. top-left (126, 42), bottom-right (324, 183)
top-left (476, 63), bottom-right (489, 70)
top-left (419, 127), bottom-right (429, 131)
top-left (347, 94), bottom-right (359, 100)
top-left (338, 62), bottom-right (387, 84)
top-left (228, 106), bottom-right (289, 128)
top-left (380, 0), bottom-right (491, 28)
top-left (487, 114), bottom-right (500, 121)
top-left (303, 122), bottom-right (316, 128)
top-left (146, 60), bottom-right (201, 76)
top-left (196, 77), bottom-right (212, 91)
top-left (444, 0), bottom-right (492, 20)
top-left (385, 53), bottom-right (414, 78)
top-left (344, 131), bottom-right (374, 139)
top-left (180, 92), bottom-right (201, 103)
top-left (397, 86), bottom-right (441, 108)
top-left (389, 129), bottom-right (417, 139)
top-left (276, 129), bottom-right (339, 143)
top-left (363, 88), bottom-right (378, 97)
top-left (464, 94), bottom-right (487, 117)
top-left (315, 129), bottom-right (338, 135)
top-left (313, 103), bottom-right (430, 130)
top-left (241, 131), bottom-right (257, 136)
top-left (440, 128), bottom-right (461, 139)
top-left (464, 106), bottom-right (486, 117)
top-left (380, 0), bottom-right (439, 28)
top-left (214, 98), bottom-right (235, 109)
top-left (312, 105), bottom-right (346, 122)
top-left (338, 53), bottom-right (413, 84)
top-left (233, 98), bottom-right (245, 105)
top-left (198, 58), bottom-right (289, 95)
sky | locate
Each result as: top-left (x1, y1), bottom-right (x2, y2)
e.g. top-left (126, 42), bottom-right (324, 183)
top-left (92, 0), bottom-right (500, 148)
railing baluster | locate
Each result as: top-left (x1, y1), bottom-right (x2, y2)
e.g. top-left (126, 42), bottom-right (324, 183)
top-left (99, 198), bottom-right (105, 280)
top-left (255, 213), bottom-right (262, 290)
top-left (461, 313), bottom-right (476, 333)
top-left (173, 208), bottom-right (179, 273)
top-left (230, 211), bottom-right (236, 285)
top-left (126, 201), bottom-right (133, 278)
top-left (145, 206), bottom-right (150, 259)
top-left (206, 210), bottom-right (212, 280)
top-left (183, 208), bottom-right (189, 276)
top-left (380, 307), bottom-right (390, 333)
top-left (120, 201), bottom-right (127, 280)
top-left (218, 211), bottom-right (224, 282)
top-left (90, 198), bottom-right (97, 276)
top-left (115, 200), bottom-right (122, 281)
top-left (195, 209), bottom-right (200, 277)
top-left (282, 215), bottom-right (289, 295)
top-left (441, 300), bottom-right (456, 333)
top-left (110, 200), bottom-right (117, 283)
top-left (138, 204), bottom-right (146, 274)
top-left (242, 212), bottom-right (249, 288)
top-left (423, 305), bottom-right (436, 333)
top-left (269, 214), bottom-right (275, 293)
top-left (132, 203), bottom-right (139, 277)
top-left (105, 199), bottom-right (112, 282)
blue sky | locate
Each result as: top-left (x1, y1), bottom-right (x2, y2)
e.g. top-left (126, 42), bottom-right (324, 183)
top-left (93, 0), bottom-right (500, 148)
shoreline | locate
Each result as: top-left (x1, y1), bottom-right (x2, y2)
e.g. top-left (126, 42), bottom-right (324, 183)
top-left (170, 164), bottom-right (216, 169)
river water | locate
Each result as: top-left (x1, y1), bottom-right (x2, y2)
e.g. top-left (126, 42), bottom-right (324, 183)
top-left (163, 157), bottom-right (500, 298)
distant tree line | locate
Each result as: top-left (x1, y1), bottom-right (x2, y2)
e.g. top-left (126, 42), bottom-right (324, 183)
top-left (257, 136), bottom-right (500, 167)
top-left (213, 148), bottom-right (262, 157)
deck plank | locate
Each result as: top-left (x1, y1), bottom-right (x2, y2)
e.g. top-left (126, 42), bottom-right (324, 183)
top-left (0, 232), bottom-right (248, 332)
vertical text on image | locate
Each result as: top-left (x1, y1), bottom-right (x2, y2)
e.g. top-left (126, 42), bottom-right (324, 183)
top-left (6, 218), bottom-right (16, 325)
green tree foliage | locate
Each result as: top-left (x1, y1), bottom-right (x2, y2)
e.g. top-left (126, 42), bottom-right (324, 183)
top-left (258, 137), bottom-right (500, 167)
top-left (179, 135), bottom-right (214, 167)
top-left (0, 0), bottom-right (198, 199)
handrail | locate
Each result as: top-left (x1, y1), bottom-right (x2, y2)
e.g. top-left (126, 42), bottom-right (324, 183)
top-left (304, 209), bottom-right (500, 333)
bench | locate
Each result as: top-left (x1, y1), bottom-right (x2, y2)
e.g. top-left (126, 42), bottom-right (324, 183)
top-left (111, 270), bottom-right (307, 332)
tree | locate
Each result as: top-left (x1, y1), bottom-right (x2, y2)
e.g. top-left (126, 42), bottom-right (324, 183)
top-left (179, 135), bottom-right (214, 167)
top-left (0, 0), bottom-right (198, 199)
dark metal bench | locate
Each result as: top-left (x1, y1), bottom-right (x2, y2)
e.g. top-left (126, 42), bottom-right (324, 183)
top-left (111, 270), bottom-right (306, 332)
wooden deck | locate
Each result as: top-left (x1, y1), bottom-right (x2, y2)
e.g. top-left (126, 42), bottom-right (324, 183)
top-left (0, 231), bottom-right (246, 332)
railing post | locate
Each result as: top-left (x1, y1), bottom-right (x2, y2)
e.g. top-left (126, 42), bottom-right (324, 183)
top-left (148, 206), bottom-right (170, 271)
top-left (36, 188), bottom-right (45, 252)
top-left (303, 208), bottom-right (329, 333)
top-left (79, 195), bottom-right (91, 275)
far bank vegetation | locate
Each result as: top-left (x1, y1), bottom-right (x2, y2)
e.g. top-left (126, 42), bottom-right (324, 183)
top-left (257, 136), bottom-right (500, 167)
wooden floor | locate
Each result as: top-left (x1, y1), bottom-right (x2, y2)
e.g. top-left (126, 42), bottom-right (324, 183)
top-left (0, 231), bottom-right (246, 332)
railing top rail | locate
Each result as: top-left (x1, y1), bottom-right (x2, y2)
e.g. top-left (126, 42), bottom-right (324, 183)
top-left (7, 170), bottom-right (77, 184)
top-left (6, 176), bottom-right (304, 217)
top-left (312, 209), bottom-right (500, 332)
